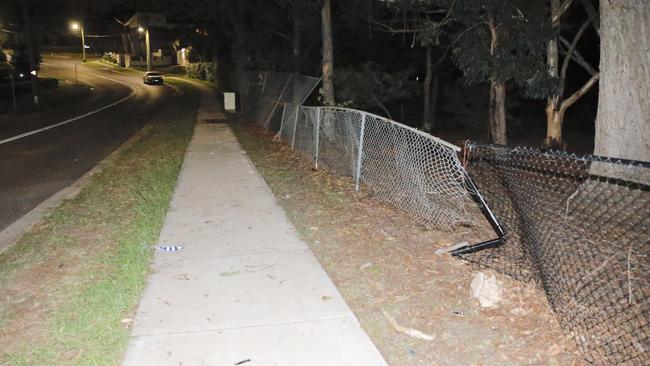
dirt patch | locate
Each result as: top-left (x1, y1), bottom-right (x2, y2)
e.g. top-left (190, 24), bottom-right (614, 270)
top-left (231, 121), bottom-right (585, 366)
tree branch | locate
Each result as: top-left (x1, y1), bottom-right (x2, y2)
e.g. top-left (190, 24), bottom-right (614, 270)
top-left (560, 11), bottom-right (597, 81)
top-left (552, 0), bottom-right (574, 24)
top-left (558, 36), bottom-right (597, 76)
top-left (560, 72), bottom-right (599, 112)
top-left (580, 0), bottom-right (600, 38)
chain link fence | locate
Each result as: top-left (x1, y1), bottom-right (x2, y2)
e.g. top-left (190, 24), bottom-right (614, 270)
top-left (230, 71), bottom-right (649, 364)
top-left (277, 103), bottom-right (471, 229)
top-left (459, 143), bottom-right (650, 365)
top-left (231, 71), bottom-right (321, 131)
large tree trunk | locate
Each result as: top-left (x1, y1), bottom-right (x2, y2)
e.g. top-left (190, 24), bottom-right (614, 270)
top-left (545, 0), bottom-right (562, 147)
top-left (422, 45), bottom-right (432, 131)
top-left (229, 0), bottom-right (247, 71)
top-left (489, 80), bottom-right (507, 144)
top-left (321, 0), bottom-right (335, 105)
top-left (594, 1), bottom-right (650, 163)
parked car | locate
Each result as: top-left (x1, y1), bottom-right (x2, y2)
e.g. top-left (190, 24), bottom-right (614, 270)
top-left (143, 71), bottom-right (164, 85)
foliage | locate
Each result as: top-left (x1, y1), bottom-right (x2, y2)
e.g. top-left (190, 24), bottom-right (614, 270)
top-left (186, 61), bottom-right (218, 83)
top-left (9, 43), bottom-right (40, 78)
top-left (334, 61), bottom-right (416, 118)
top-left (451, 0), bottom-right (558, 99)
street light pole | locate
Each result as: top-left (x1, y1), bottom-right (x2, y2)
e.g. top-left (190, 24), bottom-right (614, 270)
top-left (139, 26), bottom-right (152, 71)
top-left (145, 28), bottom-right (151, 71)
top-left (80, 25), bottom-right (86, 62)
top-left (71, 22), bottom-right (86, 63)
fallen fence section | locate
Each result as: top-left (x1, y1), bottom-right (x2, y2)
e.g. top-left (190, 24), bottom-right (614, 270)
top-left (460, 142), bottom-right (650, 365)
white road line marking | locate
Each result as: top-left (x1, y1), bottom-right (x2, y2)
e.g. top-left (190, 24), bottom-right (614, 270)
top-left (0, 72), bottom-right (137, 146)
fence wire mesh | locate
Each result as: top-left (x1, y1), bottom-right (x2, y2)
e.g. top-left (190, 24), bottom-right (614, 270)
top-left (278, 104), bottom-right (470, 229)
top-left (231, 71), bottom-right (320, 132)
top-left (460, 143), bottom-right (650, 365)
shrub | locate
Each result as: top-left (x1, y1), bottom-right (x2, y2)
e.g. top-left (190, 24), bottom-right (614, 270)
top-left (186, 61), bottom-right (218, 84)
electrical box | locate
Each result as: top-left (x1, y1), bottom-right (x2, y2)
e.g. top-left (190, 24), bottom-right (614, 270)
top-left (223, 92), bottom-right (237, 112)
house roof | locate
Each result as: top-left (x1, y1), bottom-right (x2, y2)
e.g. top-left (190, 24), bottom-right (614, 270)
top-left (125, 13), bottom-right (173, 29)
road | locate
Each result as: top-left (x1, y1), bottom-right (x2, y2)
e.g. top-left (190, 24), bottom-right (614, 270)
top-left (0, 55), bottom-right (177, 231)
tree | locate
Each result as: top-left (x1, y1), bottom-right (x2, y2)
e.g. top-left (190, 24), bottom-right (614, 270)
top-left (544, 0), bottom-right (600, 148)
top-left (321, 0), bottom-right (335, 105)
top-left (335, 62), bottom-right (416, 118)
top-left (452, 0), bottom-right (555, 144)
top-left (594, 1), bottom-right (650, 164)
top-left (365, 0), bottom-right (453, 131)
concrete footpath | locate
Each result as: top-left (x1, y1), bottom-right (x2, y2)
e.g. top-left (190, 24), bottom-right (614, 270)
top-left (121, 86), bottom-right (387, 365)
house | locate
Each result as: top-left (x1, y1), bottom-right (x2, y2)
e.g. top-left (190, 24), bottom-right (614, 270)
top-left (123, 13), bottom-right (176, 67)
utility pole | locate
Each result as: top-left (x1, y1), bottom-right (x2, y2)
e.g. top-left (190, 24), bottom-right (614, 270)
top-left (138, 26), bottom-right (151, 71)
top-left (70, 22), bottom-right (86, 63)
top-left (81, 25), bottom-right (86, 62)
top-left (145, 27), bottom-right (151, 71)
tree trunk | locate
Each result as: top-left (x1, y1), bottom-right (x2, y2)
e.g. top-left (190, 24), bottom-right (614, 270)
top-left (545, 107), bottom-right (565, 149)
top-left (422, 45), bottom-right (432, 131)
top-left (431, 71), bottom-right (439, 130)
top-left (229, 0), bottom-right (247, 72)
top-left (489, 80), bottom-right (507, 144)
top-left (545, 0), bottom-right (562, 147)
top-left (488, 19), bottom-right (506, 144)
top-left (594, 1), bottom-right (650, 163)
top-left (292, 0), bottom-right (301, 74)
top-left (321, 0), bottom-right (335, 105)
top-left (21, 0), bottom-right (38, 106)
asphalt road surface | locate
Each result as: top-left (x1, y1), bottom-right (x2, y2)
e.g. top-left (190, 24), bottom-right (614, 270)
top-left (0, 55), bottom-right (178, 231)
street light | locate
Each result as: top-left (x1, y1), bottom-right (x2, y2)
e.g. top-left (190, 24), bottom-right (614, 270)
top-left (70, 21), bottom-right (86, 62)
top-left (138, 26), bottom-right (151, 71)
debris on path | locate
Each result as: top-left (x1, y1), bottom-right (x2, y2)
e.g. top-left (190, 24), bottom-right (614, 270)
top-left (470, 272), bottom-right (503, 308)
top-left (382, 310), bottom-right (435, 341)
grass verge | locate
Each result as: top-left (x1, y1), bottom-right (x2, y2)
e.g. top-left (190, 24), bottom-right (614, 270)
top-left (0, 79), bottom-right (201, 365)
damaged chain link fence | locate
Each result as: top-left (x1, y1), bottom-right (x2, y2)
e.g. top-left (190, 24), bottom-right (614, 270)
top-left (458, 143), bottom-right (649, 365)
top-left (277, 103), bottom-right (470, 230)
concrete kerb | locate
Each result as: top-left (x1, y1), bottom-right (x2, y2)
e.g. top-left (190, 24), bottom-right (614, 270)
top-left (0, 119), bottom-right (157, 254)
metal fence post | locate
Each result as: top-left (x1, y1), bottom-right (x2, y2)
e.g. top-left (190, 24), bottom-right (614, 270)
top-left (263, 74), bottom-right (293, 129)
top-left (315, 107), bottom-right (321, 169)
top-left (291, 104), bottom-right (299, 149)
top-left (277, 103), bottom-right (287, 140)
top-left (355, 112), bottom-right (367, 192)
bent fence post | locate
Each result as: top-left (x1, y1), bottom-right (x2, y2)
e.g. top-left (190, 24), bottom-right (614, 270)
top-left (291, 104), bottom-right (300, 149)
top-left (263, 74), bottom-right (293, 129)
